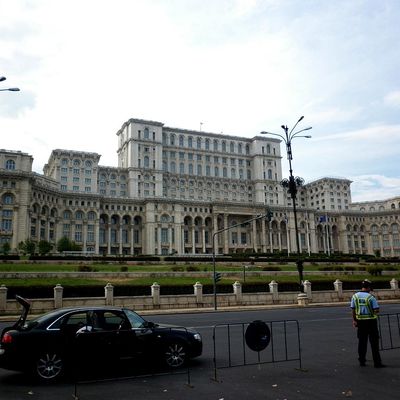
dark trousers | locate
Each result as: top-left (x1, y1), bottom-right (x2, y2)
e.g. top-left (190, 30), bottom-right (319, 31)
top-left (357, 319), bottom-right (382, 365)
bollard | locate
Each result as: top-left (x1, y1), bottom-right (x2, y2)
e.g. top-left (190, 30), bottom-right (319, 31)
top-left (334, 279), bottom-right (343, 298)
top-left (297, 293), bottom-right (308, 306)
top-left (54, 284), bottom-right (64, 309)
top-left (233, 281), bottom-right (242, 304)
top-left (105, 282), bottom-right (114, 306)
top-left (0, 285), bottom-right (7, 312)
top-left (303, 280), bottom-right (312, 301)
top-left (151, 282), bottom-right (160, 307)
top-left (193, 282), bottom-right (203, 304)
top-left (269, 280), bottom-right (279, 302)
top-left (390, 278), bottom-right (399, 291)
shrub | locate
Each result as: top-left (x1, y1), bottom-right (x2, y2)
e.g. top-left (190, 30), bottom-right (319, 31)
top-left (171, 266), bottom-right (184, 272)
top-left (262, 266), bottom-right (282, 271)
top-left (77, 265), bottom-right (97, 272)
top-left (120, 266), bottom-right (128, 272)
top-left (367, 266), bottom-right (383, 276)
top-left (186, 266), bottom-right (200, 272)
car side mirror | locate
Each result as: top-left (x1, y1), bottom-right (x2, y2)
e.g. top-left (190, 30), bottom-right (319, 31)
top-left (145, 321), bottom-right (155, 329)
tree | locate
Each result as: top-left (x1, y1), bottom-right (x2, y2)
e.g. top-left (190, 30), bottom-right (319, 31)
top-left (56, 237), bottom-right (82, 253)
top-left (18, 239), bottom-right (36, 255)
top-left (1, 242), bottom-right (11, 255)
top-left (38, 240), bottom-right (53, 255)
top-left (57, 237), bottom-right (72, 252)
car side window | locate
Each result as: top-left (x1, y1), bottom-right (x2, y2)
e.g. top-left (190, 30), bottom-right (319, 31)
top-left (99, 311), bottom-right (128, 331)
top-left (49, 311), bottom-right (88, 330)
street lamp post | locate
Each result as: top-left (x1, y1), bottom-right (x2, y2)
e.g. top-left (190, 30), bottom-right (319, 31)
top-left (261, 116), bottom-right (312, 291)
top-left (0, 76), bottom-right (20, 92)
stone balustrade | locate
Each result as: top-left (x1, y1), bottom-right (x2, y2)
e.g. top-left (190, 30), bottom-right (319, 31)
top-left (0, 279), bottom-right (399, 315)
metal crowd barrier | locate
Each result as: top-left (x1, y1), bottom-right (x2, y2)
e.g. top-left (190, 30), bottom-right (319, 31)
top-left (212, 319), bottom-right (302, 381)
top-left (379, 313), bottom-right (400, 351)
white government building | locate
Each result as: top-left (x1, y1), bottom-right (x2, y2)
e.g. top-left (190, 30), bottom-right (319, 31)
top-left (1, 118), bottom-right (400, 257)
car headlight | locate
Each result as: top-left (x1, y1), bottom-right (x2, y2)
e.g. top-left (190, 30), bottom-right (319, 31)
top-left (193, 333), bottom-right (201, 341)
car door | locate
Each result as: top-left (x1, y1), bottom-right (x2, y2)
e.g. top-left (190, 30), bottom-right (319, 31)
top-left (91, 310), bottom-right (140, 362)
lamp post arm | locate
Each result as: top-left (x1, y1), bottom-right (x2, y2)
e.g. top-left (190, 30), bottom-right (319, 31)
top-left (289, 127), bottom-right (312, 141)
top-left (260, 131), bottom-right (287, 144)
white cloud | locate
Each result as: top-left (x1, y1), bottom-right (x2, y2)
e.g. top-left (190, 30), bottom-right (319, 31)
top-left (350, 175), bottom-right (400, 202)
top-left (384, 91), bottom-right (400, 108)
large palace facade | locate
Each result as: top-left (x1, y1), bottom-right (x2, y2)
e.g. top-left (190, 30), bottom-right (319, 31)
top-left (1, 118), bottom-right (400, 257)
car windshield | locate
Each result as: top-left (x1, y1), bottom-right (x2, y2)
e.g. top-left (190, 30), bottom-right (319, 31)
top-left (124, 309), bottom-right (146, 328)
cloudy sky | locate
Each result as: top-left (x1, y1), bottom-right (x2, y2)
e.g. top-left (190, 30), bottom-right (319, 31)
top-left (1, 0), bottom-right (400, 202)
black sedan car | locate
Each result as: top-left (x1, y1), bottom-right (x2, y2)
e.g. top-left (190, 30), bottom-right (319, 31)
top-left (0, 296), bottom-right (202, 381)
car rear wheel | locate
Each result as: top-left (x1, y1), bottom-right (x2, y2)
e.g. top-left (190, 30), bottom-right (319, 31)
top-left (35, 352), bottom-right (64, 381)
top-left (164, 342), bottom-right (187, 368)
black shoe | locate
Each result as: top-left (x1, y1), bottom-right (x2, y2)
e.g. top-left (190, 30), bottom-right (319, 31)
top-left (374, 364), bottom-right (386, 368)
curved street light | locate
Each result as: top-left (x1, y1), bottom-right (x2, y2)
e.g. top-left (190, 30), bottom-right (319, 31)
top-left (261, 116), bottom-right (312, 291)
top-left (0, 76), bottom-right (20, 92)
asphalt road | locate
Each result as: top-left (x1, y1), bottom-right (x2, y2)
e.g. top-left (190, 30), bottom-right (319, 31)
top-left (1, 303), bottom-right (400, 400)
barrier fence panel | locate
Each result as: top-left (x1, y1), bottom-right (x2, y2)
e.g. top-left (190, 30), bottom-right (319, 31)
top-left (212, 319), bottom-right (302, 381)
top-left (379, 313), bottom-right (400, 351)
top-left (71, 326), bottom-right (194, 399)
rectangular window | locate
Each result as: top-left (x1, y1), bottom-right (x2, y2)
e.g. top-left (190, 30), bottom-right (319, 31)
top-left (161, 228), bottom-right (168, 244)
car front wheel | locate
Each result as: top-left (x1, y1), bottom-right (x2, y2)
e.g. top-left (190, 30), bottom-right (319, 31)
top-left (35, 352), bottom-right (64, 381)
top-left (164, 342), bottom-right (187, 368)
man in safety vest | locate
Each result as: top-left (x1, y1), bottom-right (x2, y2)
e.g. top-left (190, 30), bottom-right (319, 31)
top-left (350, 279), bottom-right (385, 368)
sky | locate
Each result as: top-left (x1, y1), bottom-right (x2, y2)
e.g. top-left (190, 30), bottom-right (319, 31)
top-left (1, 0), bottom-right (400, 202)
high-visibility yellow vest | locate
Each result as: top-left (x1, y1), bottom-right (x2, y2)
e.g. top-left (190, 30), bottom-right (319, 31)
top-left (353, 293), bottom-right (377, 320)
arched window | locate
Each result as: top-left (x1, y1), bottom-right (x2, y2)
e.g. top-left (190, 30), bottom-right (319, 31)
top-left (268, 169), bottom-right (272, 179)
top-left (144, 156), bottom-right (150, 168)
top-left (197, 164), bottom-right (202, 176)
top-left (206, 165), bottom-right (211, 176)
top-left (88, 211), bottom-right (96, 220)
top-left (267, 144), bottom-right (271, 154)
top-left (223, 167), bottom-right (227, 177)
top-left (170, 161), bottom-right (176, 173)
top-left (85, 160), bottom-right (92, 168)
top-left (222, 141), bottom-right (226, 152)
top-left (213, 139), bottom-right (218, 151)
top-left (73, 159), bottom-right (80, 166)
top-left (75, 211), bottom-right (84, 220)
top-left (180, 162), bottom-right (185, 174)
top-left (170, 134), bottom-right (175, 146)
top-left (162, 133), bottom-right (167, 144)
top-left (239, 169), bottom-right (244, 179)
top-left (197, 137), bottom-right (201, 149)
top-left (3, 194), bottom-right (13, 204)
top-left (162, 161), bottom-right (167, 171)
top-left (214, 166), bottom-right (219, 177)
top-left (61, 158), bottom-right (68, 166)
top-left (188, 164), bottom-right (193, 174)
top-left (179, 135), bottom-right (184, 146)
top-left (5, 160), bottom-right (15, 170)
top-left (238, 143), bottom-right (242, 154)
top-left (188, 136), bottom-right (193, 148)
top-left (231, 168), bottom-right (236, 178)
top-left (245, 145), bottom-right (250, 155)
top-left (205, 139), bottom-right (210, 150)
top-left (160, 214), bottom-right (170, 223)
top-left (230, 142), bottom-right (234, 153)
